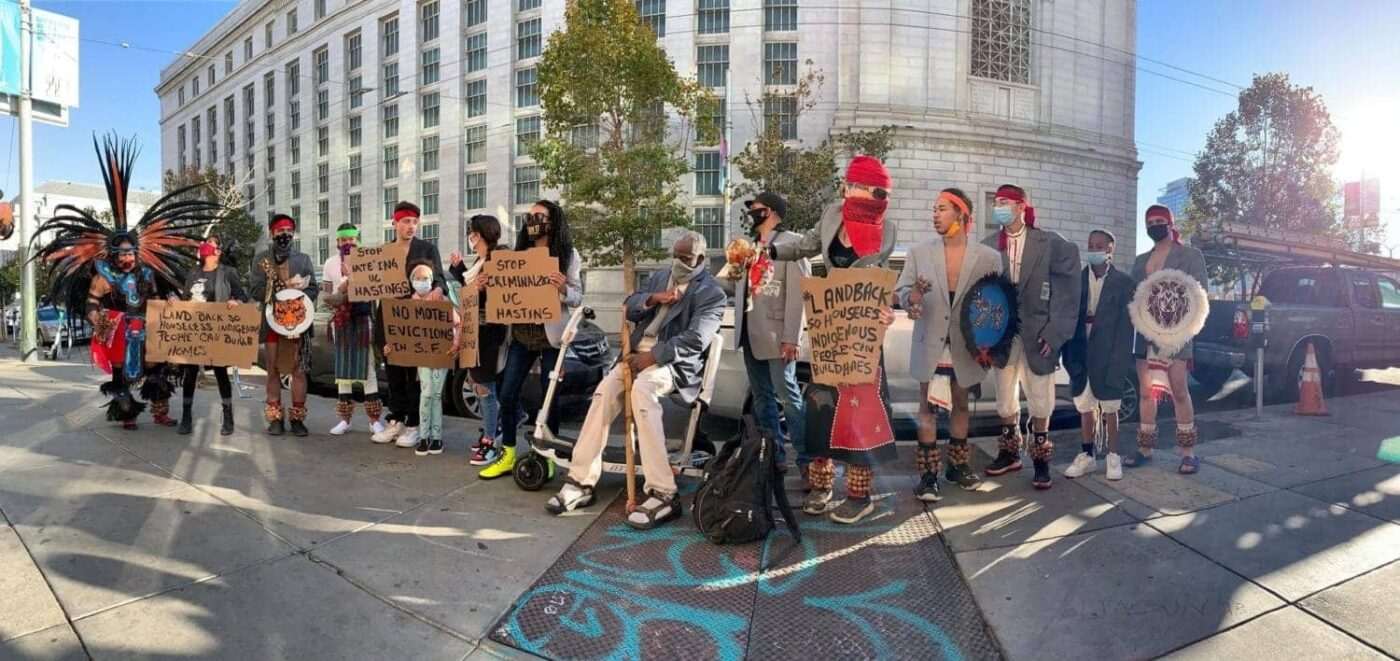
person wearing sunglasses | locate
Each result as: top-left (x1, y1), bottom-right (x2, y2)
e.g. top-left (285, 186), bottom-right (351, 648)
top-left (768, 155), bottom-right (898, 525)
top-left (720, 191), bottom-right (811, 479)
top-left (980, 184), bottom-right (1081, 490)
top-left (478, 200), bottom-right (583, 481)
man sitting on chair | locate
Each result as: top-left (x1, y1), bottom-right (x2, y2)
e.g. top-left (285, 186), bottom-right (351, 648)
top-left (546, 231), bottom-right (726, 530)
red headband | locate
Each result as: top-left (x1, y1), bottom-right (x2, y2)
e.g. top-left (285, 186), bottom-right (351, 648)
top-left (270, 217), bottom-right (295, 232)
top-left (393, 208), bottom-right (420, 223)
top-left (995, 185), bottom-right (1037, 250)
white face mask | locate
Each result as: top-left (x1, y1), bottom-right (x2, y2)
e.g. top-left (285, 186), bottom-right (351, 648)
top-left (411, 279), bottom-right (432, 295)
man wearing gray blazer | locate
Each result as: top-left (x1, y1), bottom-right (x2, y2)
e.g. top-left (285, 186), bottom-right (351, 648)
top-left (980, 184), bottom-right (1082, 490)
top-left (719, 192), bottom-right (810, 471)
top-left (896, 188), bottom-right (1003, 502)
top-left (1061, 229), bottom-right (1136, 482)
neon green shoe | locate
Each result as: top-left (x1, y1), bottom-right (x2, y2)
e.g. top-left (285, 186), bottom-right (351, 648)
top-left (478, 445), bottom-right (517, 480)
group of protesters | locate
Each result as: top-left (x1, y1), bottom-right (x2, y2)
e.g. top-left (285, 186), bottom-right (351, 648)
top-left (55, 136), bottom-right (1207, 532)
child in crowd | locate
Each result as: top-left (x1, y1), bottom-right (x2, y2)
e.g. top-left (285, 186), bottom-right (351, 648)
top-left (409, 262), bottom-right (460, 456)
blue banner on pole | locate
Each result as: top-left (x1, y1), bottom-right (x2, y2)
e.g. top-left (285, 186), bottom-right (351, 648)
top-left (0, 2), bottom-right (21, 98)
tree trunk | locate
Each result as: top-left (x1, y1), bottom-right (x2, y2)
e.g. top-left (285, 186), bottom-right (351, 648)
top-left (621, 246), bottom-right (636, 297)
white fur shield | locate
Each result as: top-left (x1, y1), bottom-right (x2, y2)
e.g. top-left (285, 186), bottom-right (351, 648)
top-left (1129, 268), bottom-right (1209, 358)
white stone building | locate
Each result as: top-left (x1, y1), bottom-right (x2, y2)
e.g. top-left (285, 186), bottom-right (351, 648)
top-left (1, 182), bottom-right (162, 254)
top-left (156, 0), bottom-right (1139, 307)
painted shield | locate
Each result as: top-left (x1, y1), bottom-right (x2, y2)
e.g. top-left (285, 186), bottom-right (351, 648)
top-left (1128, 268), bottom-right (1209, 358)
top-left (960, 272), bottom-right (1020, 369)
top-left (266, 288), bottom-right (315, 338)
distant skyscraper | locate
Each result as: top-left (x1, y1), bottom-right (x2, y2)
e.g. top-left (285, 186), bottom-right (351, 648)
top-left (1157, 177), bottom-right (1192, 219)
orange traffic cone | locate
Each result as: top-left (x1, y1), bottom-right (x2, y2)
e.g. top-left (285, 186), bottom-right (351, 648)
top-left (1295, 342), bottom-right (1328, 416)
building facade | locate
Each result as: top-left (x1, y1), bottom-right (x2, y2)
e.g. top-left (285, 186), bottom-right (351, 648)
top-left (1157, 176), bottom-right (1191, 220)
top-left (1, 182), bottom-right (161, 254)
top-left (157, 0), bottom-right (1139, 304)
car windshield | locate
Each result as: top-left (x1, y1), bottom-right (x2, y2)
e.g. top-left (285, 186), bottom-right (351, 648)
top-left (37, 308), bottom-right (62, 322)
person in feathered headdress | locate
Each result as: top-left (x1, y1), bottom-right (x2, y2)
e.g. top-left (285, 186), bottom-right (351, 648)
top-left (30, 133), bottom-right (221, 429)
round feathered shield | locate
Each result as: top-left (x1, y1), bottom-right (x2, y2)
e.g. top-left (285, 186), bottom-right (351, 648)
top-left (1129, 268), bottom-right (1209, 358)
top-left (960, 272), bottom-right (1020, 369)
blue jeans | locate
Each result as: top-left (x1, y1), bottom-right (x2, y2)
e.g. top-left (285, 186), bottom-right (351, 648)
top-left (477, 380), bottom-right (500, 441)
top-left (743, 346), bottom-right (807, 467)
top-left (499, 340), bottom-right (561, 448)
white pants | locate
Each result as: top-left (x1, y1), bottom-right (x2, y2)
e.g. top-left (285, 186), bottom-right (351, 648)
top-left (567, 362), bottom-right (677, 495)
top-left (994, 338), bottom-right (1056, 420)
top-left (336, 361), bottom-right (379, 395)
top-left (1072, 385), bottom-right (1121, 415)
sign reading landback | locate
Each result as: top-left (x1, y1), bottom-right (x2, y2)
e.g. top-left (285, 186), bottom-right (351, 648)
top-left (145, 301), bottom-right (262, 368)
top-left (801, 268), bottom-right (897, 386)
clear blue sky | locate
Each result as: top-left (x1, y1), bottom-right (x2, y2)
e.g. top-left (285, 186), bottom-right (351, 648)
top-left (3, 0), bottom-right (1399, 252)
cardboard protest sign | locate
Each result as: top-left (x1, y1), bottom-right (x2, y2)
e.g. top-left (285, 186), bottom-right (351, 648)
top-left (484, 247), bottom-right (560, 324)
top-left (146, 300), bottom-right (262, 368)
top-left (346, 242), bottom-right (411, 301)
top-left (383, 299), bottom-right (456, 369)
top-left (801, 268), bottom-right (898, 386)
top-left (458, 292), bottom-right (479, 369)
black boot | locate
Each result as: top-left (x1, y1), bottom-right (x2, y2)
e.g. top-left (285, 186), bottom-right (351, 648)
top-left (177, 399), bottom-right (194, 435)
top-left (220, 401), bottom-right (234, 436)
top-left (289, 419), bottom-right (309, 437)
top-left (267, 419), bottom-right (285, 436)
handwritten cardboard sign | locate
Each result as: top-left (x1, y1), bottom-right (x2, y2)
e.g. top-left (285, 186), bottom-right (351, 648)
top-left (383, 299), bottom-right (456, 369)
top-left (146, 300), bottom-right (262, 368)
top-left (484, 247), bottom-right (560, 324)
top-left (347, 242), bottom-right (411, 302)
top-left (458, 292), bottom-right (479, 369)
top-left (801, 268), bottom-right (898, 386)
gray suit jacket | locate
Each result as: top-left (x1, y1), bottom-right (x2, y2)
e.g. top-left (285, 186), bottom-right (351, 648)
top-left (772, 202), bottom-right (897, 268)
top-left (625, 269), bottom-right (727, 404)
top-left (981, 227), bottom-right (1081, 375)
top-left (718, 231), bottom-right (810, 361)
top-left (1063, 265), bottom-right (1136, 400)
top-left (1130, 243), bottom-right (1208, 360)
top-left (895, 238), bottom-right (1003, 385)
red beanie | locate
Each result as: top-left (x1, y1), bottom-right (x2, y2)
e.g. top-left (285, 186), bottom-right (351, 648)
top-left (845, 155), bottom-right (891, 190)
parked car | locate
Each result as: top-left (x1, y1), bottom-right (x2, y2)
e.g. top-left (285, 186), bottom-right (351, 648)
top-left (1194, 265), bottom-right (1400, 400)
top-left (707, 249), bottom-right (1102, 438)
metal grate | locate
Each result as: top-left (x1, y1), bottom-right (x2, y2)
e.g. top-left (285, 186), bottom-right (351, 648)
top-left (970, 0), bottom-right (1031, 84)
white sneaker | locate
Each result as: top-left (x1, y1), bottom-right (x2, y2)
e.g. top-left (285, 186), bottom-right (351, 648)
top-left (395, 427), bottom-right (420, 448)
top-left (329, 420), bottom-right (352, 436)
top-left (371, 421), bottom-right (402, 444)
top-left (1106, 453), bottom-right (1123, 481)
top-left (370, 420), bottom-right (387, 435)
top-left (1063, 452), bottom-right (1097, 479)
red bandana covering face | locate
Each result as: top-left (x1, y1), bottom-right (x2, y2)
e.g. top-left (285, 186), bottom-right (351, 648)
top-left (842, 155), bottom-right (892, 258)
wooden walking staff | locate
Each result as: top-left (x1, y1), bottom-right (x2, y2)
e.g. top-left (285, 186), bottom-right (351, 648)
top-left (620, 313), bottom-right (638, 512)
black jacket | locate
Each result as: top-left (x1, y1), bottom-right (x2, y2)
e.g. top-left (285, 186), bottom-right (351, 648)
top-left (1063, 265), bottom-right (1136, 400)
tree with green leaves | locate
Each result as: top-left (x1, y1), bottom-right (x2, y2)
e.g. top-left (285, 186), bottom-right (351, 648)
top-left (162, 167), bottom-right (261, 284)
top-left (729, 63), bottom-right (894, 233)
top-left (1187, 73), bottom-right (1340, 238)
top-left (529, 0), bottom-right (712, 293)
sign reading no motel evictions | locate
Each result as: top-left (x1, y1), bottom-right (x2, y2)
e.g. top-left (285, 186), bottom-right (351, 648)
top-left (484, 247), bottom-right (560, 324)
top-left (801, 268), bottom-right (898, 387)
top-left (145, 301), bottom-right (262, 368)
top-left (383, 299), bottom-right (457, 369)
top-left (346, 242), bottom-right (411, 302)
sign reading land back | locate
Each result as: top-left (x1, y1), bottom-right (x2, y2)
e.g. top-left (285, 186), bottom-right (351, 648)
top-left (800, 268), bottom-right (898, 386)
top-left (145, 301), bottom-right (262, 368)
top-left (484, 247), bottom-right (560, 324)
top-left (346, 242), bottom-right (411, 302)
top-left (383, 299), bottom-right (457, 369)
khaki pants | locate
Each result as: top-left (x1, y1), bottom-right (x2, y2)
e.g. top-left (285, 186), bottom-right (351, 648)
top-left (566, 362), bottom-right (677, 495)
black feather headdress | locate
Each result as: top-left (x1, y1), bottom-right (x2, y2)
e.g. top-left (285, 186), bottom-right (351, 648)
top-left (29, 133), bottom-right (225, 311)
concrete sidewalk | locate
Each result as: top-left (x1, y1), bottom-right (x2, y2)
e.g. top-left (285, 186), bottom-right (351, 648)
top-left (953, 392), bottom-right (1400, 660)
top-left (3, 348), bottom-right (1399, 660)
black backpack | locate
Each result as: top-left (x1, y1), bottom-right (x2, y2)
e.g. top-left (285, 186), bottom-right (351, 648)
top-left (692, 416), bottom-right (801, 547)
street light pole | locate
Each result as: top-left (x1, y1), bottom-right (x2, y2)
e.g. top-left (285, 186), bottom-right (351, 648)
top-left (17, 0), bottom-right (38, 363)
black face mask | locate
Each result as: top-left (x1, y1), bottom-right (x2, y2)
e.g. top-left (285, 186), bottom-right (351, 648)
top-left (1147, 225), bottom-right (1170, 243)
top-left (273, 233), bottom-right (294, 260)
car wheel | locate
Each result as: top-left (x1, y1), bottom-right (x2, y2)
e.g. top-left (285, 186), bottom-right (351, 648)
top-left (1191, 365), bottom-right (1231, 397)
top-left (449, 370), bottom-right (484, 419)
top-left (1117, 377), bottom-right (1139, 424)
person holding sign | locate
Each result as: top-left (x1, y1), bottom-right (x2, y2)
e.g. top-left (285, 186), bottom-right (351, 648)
top-left (896, 189), bottom-right (1003, 501)
top-left (450, 214), bottom-right (511, 467)
top-left (980, 184), bottom-right (1081, 490)
top-left (371, 202), bottom-right (448, 448)
top-left (173, 236), bottom-right (248, 436)
top-left (322, 223), bottom-right (386, 438)
top-left (479, 200), bottom-right (583, 481)
top-left (251, 213), bottom-right (320, 437)
top-left (409, 262), bottom-right (461, 457)
top-left (768, 155), bottom-right (898, 525)
top-left (718, 192), bottom-right (810, 474)
top-left (545, 232), bottom-right (725, 529)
